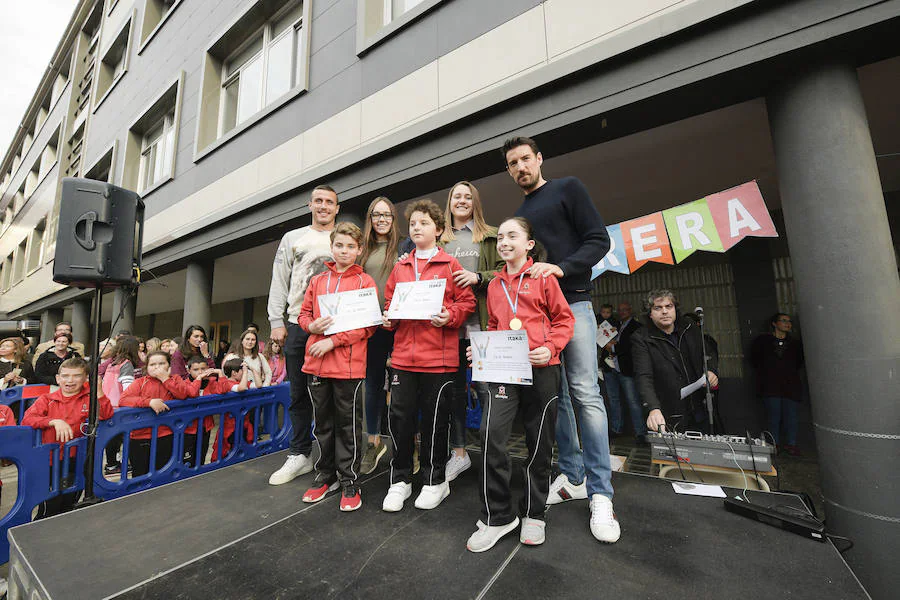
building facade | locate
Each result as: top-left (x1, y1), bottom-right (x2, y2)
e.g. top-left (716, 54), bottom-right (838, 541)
top-left (0, 1), bottom-right (898, 594)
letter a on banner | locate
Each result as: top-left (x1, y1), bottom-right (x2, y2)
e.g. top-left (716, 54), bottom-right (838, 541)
top-left (706, 181), bottom-right (777, 250)
top-left (621, 212), bottom-right (674, 273)
top-left (662, 199), bottom-right (725, 263)
top-left (591, 224), bottom-right (630, 279)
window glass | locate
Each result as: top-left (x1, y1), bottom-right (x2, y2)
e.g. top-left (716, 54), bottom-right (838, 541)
top-left (266, 30), bottom-right (293, 102)
top-left (222, 78), bottom-right (239, 133)
top-left (226, 36), bottom-right (263, 78)
top-left (236, 55), bottom-right (263, 125)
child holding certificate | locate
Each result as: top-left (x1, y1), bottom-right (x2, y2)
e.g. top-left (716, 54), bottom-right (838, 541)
top-left (466, 216), bottom-right (574, 552)
top-left (381, 199), bottom-right (476, 512)
top-left (298, 222), bottom-right (378, 512)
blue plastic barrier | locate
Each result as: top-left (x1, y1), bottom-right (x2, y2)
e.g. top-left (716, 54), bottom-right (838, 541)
top-left (1, 384), bottom-right (52, 421)
top-left (0, 383), bottom-right (292, 563)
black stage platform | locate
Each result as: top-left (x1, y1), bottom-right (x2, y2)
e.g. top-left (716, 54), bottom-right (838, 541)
top-left (8, 451), bottom-right (867, 599)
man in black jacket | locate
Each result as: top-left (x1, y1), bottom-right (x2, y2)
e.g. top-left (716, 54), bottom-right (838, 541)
top-left (632, 290), bottom-right (718, 433)
top-left (600, 302), bottom-right (646, 442)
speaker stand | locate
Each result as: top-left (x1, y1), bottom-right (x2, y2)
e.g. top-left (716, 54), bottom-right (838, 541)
top-left (75, 286), bottom-right (105, 508)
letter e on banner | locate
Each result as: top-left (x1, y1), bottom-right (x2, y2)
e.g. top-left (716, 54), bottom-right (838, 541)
top-left (707, 181), bottom-right (777, 250)
top-left (592, 224), bottom-right (630, 279)
top-left (622, 213), bottom-right (674, 272)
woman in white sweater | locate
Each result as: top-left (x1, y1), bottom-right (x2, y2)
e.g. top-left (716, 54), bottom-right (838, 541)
top-left (227, 328), bottom-right (272, 387)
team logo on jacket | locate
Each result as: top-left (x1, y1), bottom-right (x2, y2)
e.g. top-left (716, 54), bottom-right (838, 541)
top-left (310, 376), bottom-right (322, 386)
top-left (82, 403), bottom-right (88, 413)
top-left (391, 374), bottom-right (400, 386)
top-left (496, 385), bottom-right (508, 399)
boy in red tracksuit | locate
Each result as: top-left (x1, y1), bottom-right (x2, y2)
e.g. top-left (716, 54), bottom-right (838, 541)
top-left (298, 222), bottom-right (378, 512)
top-left (381, 200), bottom-right (476, 513)
top-left (1, 403), bottom-right (17, 506)
top-left (182, 355), bottom-right (218, 467)
top-left (22, 357), bottom-right (115, 518)
top-left (203, 357), bottom-right (254, 461)
top-left (466, 217), bottom-right (575, 553)
top-left (119, 351), bottom-right (198, 476)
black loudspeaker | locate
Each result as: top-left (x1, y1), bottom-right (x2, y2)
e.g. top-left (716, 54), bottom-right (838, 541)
top-left (53, 178), bottom-right (144, 288)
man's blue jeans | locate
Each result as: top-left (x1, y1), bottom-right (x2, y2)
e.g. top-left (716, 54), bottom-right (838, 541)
top-left (556, 301), bottom-right (614, 498)
top-left (763, 396), bottom-right (799, 446)
top-left (606, 370), bottom-right (646, 437)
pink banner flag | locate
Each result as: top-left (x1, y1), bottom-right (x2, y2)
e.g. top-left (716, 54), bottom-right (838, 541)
top-left (706, 181), bottom-right (778, 251)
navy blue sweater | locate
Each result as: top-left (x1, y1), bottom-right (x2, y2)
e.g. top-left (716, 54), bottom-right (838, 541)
top-left (514, 177), bottom-right (610, 303)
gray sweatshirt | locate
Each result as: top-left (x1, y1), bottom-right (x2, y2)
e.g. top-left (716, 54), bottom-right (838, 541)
top-left (267, 226), bottom-right (333, 330)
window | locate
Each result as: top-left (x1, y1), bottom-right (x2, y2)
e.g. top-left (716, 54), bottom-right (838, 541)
top-left (85, 142), bottom-right (116, 182)
top-left (1, 254), bottom-right (12, 291)
top-left (219, 3), bottom-right (304, 136)
top-left (26, 219), bottom-right (46, 273)
top-left (140, 0), bottom-right (182, 49)
top-left (13, 188), bottom-right (25, 214)
top-left (196, 1), bottom-right (311, 153)
top-left (94, 15), bottom-right (133, 107)
top-left (39, 129), bottom-right (60, 179)
top-left (138, 113), bottom-right (176, 192)
top-left (122, 73), bottom-right (183, 194)
top-left (12, 239), bottom-right (27, 285)
top-left (357, 0), bottom-right (443, 53)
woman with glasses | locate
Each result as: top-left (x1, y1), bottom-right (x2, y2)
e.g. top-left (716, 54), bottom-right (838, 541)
top-left (358, 197), bottom-right (400, 474)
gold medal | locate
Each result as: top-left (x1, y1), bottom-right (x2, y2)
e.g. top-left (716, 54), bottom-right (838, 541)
top-left (509, 318), bottom-right (523, 330)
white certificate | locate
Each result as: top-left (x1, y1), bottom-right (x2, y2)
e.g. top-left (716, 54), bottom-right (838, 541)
top-left (317, 287), bottom-right (383, 335)
top-left (387, 279), bottom-right (446, 320)
top-left (470, 330), bottom-right (533, 385)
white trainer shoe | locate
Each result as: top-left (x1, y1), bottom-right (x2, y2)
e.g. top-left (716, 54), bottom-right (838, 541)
top-left (545, 473), bottom-right (588, 505)
top-left (519, 517), bottom-right (546, 546)
top-left (414, 481), bottom-right (450, 510)
top-left (382, 482), bottom-right (412, 512)
top-left (268, 454), bottom-right (312, 485)
top-left (466, 518), bottom-right (520, 553)
top-left (589, 494), bottom-right (621, 543)
top-left (445, 452), bottom-right (472, 482)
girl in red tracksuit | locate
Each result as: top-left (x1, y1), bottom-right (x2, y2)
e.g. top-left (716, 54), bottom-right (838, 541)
top-left (381, 200), bottom-right (476, 513)
top-left (465, 216), bottom-right (575, 553)
top-left (298, 223), bottom-right (378, 512)
top-left (119, 351), bottom-right (197, 476)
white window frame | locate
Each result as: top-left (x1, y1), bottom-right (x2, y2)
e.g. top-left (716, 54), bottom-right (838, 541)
top-left (138, 113), bottom-right (176, 193)
top-left (217, 7), bottom-right (303, 138)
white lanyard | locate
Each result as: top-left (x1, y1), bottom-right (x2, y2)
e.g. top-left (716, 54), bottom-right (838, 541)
top-left (325, 272), bottom-right (343, 294)
top-left (413, 248), bottom-right (437, 281)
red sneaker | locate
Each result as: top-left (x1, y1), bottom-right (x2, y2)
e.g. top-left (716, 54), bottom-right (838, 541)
top-left (340, 486), bottom-right (362, 512)
top-left (302, 480), bottom-right (338, 503)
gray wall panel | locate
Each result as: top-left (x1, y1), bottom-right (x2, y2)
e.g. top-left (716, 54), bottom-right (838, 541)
top-left (434, 0), bottom-right (542, 56)
top-left (309, 26), bottom-right (358, 89)
top-left (310, 0), bottom-right (357, 54)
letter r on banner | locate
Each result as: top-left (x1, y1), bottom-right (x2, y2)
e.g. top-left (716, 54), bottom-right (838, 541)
top-left (622, 213), bottom-right (674, 272)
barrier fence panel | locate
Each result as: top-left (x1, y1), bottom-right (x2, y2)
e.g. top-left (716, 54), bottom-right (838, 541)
top-left (1, 383), bottom-right (292, 563)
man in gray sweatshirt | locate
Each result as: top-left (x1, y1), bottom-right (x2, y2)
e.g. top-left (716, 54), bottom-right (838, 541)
top-left (267, 185), bottom-right (339, 485)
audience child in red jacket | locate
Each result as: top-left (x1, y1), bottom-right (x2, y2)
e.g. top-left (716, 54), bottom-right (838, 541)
top-left (381, 200), bottom-right (476, 513)
top-left (22, 357), bottom-right (114, 518)
top-left (181, 355), bottom-right (219, 467)
top-left (297, 222), bottom-right (378, 512)
top-left (465, 217), bottom-right (575, 553)
top-left (204, 357), bottom-right (254, 460)
top-left (119, 351), bottom-right (197, 476)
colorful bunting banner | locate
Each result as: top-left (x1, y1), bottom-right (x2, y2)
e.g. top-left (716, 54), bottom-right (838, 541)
top-left (592, 180), bottom-right (777, 278)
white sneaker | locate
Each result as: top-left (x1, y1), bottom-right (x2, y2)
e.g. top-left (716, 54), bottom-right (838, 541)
top-left (414, 481), bottom-right (450, 510)
top-left (382, 482), bottom-right (412, 512)
top-left (466, 518), bottom-right (520, 553)
top-left (545, 473), bottom-right (588, 505)
top-left (519, 517), bottom-right (546, 546)
top-left (268, 454), bottom-right (312, 485)
top-left (589, 494), bottom-right (621, 543)
top-left (445, 452), bottom-right (472, 482)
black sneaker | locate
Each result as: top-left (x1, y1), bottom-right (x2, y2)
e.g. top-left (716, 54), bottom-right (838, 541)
top-left (104, 463), bottom-right (121, 475)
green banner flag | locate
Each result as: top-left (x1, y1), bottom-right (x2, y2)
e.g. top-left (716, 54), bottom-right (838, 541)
top-left (662, 198), bottom-right (725, 263)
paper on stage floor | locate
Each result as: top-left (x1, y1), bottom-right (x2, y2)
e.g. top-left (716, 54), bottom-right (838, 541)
top-left (680, 374), bottom-right (707, 399)
top-left (671, 482), bottom-right (727, 498)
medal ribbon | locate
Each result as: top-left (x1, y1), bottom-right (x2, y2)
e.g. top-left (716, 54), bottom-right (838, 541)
top-left (499, 273), bottom-right (526, 319)
top-left (325, 272), bottom-right (344, 294)
top-left (413, 248), bottom-right (437, 281)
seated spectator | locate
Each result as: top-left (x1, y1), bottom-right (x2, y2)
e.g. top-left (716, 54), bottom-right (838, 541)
top-left (1, 336), bottom-right (36, 389)
top-left (226, 328), bottom-right (272, 387)
top-left (264, 339), bottom-right (287, 384)
top-left (118, 351), bottom-right (198, 476)
top-left (22, 357), bottom-right (114, 518)
top-left (34, 332), bottom-right (81, 385)
top-left (171, 326), bottom-right (215, 378)
top-left (31, 322), bottom-right (85, 366)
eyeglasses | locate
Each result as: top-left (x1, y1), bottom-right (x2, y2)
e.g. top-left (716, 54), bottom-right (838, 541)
top-left (778, 318), bottom-right (792, 323)
top-left (372, 212), bottom-right (393, 221)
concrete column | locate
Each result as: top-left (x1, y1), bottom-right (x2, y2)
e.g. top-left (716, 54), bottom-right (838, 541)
top-left (39, 308), bottom-right (64, 341)
top-left (767, 58), bottom-right (900, 599)
top-left (70, 298), bottom-right (92, 355)
top-left (183, 261), bottom-right (214, 334)
top-left (110, 288), bottom-right (136, 337)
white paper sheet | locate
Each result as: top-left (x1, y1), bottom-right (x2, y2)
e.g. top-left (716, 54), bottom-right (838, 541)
top-left (671, 482), bottom-right (727, 498)
top-left (386, 279), bottom-right (446, 320)
top-left (318, 287), bottom-right (384, 335)
top-left (470, 330), bottom-right (533, 385)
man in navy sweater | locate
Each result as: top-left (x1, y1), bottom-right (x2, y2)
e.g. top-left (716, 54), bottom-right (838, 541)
top-left (506, 136), bottom-right (620, 543)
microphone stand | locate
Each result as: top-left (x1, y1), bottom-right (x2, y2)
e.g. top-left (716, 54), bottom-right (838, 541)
top-left (697, 311), bottom-right (715, 434)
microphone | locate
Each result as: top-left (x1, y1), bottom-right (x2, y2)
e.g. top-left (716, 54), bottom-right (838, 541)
top-left (694, 306), bottom-right (704, 318)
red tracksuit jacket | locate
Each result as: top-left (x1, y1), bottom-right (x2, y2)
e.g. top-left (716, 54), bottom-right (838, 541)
top-left (119, 376), bottom-right (197, 439)
top-left (21, 383), bottom-right (114, 456)
top-left (202, 376), bottom-right (254, 460)
top-left (486, 258), bottom-right (575, 366)
top-left (385, 247), bottom-right (476, 373)
top-left (298, 262), bottom-right (378, 379)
